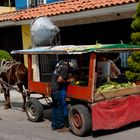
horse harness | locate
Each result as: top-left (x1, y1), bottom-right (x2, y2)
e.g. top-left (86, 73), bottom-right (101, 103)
top-left (0, 59), bottom-right (22, 91)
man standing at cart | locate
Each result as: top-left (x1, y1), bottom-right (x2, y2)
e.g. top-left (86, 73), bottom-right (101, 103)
top-left (51, 59), bottom-right (77, 132)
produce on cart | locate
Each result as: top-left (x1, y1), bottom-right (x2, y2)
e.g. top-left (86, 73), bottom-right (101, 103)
top-left (95, 81), bottom-right (140, 101)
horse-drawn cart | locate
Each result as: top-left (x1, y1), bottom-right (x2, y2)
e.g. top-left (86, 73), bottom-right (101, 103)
top-left (11, 44), bottom-right (140, 136)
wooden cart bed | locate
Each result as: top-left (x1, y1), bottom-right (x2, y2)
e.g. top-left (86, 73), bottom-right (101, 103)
top-left (94, 85), bottom-right (140, 101)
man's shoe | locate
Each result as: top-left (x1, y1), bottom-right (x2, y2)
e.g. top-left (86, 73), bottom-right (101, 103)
top-left (57, 127), bottom-right (69, 132)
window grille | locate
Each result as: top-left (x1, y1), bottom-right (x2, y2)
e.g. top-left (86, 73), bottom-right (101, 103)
top-left (120, 51), bottom-right (131, 68)
top-left (29, 0), bottom-right (44, 8)
top-left (39, 54), bottom-right (57, 82)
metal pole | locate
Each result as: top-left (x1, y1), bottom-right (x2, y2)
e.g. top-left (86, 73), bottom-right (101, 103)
top-left (8, 0), bottom-right (11, 7)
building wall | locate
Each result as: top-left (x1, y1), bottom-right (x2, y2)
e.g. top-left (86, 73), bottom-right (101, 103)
top-left (15, 0), bottom-right (28, 10)
top-left (0, 6), bottom-right (15, 14)
top-left (21, 25), bottom-right (31, 66)
top-left (0, 26), bottom-right (23, 62)
top-left (21, 24), bottom-right (40, 81)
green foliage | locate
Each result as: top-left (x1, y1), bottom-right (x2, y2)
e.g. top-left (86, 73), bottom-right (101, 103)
top-left (131, 32), bottom-right (140, 45)
top-left (136, 2), bottom-right (140, 17)
top-left (125, 71), bottom-right (140, 81)
top-left (131, 51), bottom-right (140, 61)
top-left (131, 18), bottom-right (140, 31)
top-left (132, 2), bottom-right (140, 19)
top-left (131, 2), bottom-right (140, 43)
top-left (127, 2), bottom-right (140, 81)
top-left (0, 50), bottom-right (13, 61)
top-left (125, 52), bottom-right (140, 81)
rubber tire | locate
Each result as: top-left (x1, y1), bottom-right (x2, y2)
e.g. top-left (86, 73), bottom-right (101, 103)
top-left (68, 104), bottom-right (92, 137)
top-left (25, 98), bottom-right (43, 122)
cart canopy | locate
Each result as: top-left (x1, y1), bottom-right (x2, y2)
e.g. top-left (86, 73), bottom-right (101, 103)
top-left (11, 44), bottom-right (140, 55)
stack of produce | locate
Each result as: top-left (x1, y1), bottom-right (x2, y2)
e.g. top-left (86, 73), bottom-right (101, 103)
top-left (97, 82), bottom-right (134, 92)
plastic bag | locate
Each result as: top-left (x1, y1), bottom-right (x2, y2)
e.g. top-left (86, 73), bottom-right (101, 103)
top-left (31, 16), bottom-right (60, 46)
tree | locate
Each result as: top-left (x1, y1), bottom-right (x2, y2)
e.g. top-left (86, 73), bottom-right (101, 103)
top-left (131, 2), bottom-right (140, 44)
top-left (125, 2), bottom-right (140, 82)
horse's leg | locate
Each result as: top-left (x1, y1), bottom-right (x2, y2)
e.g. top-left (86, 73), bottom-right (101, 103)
top-left (22, 92), bottom-right (26, 112)
top-left (17, 83), bottom-right (26, 111)
top-left (4, 88), bottom-right (11, 109)
top-left (23, 73), bottom-right (30, 100)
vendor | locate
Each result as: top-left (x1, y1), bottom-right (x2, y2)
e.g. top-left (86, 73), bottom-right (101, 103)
top-left (98, 54), bottom-right (121, 79)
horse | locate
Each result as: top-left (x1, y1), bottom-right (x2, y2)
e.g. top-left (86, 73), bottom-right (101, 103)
top-left (0, 59), bottom-right (28, 111)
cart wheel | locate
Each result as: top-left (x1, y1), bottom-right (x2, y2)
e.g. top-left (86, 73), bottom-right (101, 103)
top-left (25, 98), bottom-right (43, 122)
top-left (68, 104), bottom-right (92, 137)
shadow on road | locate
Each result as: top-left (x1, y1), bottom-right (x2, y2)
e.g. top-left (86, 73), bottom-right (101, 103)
top-left (43, 106), bottom-right (52, 121)
top-left (0, 100), bottom-right (4, 106)
top-left (2, 99), bottom-right (140, 138)
top-left (0, 100), bottom-right (25, 111)
top-left (92, 121), bottom-right (140, 137)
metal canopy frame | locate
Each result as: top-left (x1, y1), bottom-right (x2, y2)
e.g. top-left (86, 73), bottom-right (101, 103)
top-left (11, 44), bottom-right (140, 55)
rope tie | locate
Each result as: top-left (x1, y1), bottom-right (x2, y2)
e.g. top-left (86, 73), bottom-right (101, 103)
top-left (0, 60), bottom-right (21, 91)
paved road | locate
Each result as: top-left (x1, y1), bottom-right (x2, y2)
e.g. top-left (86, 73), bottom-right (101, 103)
top-left (0, 90), bottom-right (140, 140)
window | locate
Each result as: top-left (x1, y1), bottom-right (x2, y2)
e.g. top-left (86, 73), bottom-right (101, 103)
top-left (0, 0), bottom-right (15, 7)
top-left (28, 0), bottom-right (44, 8)
top-left (120, 51), bottom-right (131, 68)
top-left (39, 54), bottom-right (57, 82)
top-left (46, 0), bottom-right (62, 4)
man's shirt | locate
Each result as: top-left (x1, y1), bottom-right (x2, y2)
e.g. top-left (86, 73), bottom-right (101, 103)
top-left (51, 64), bottom-right (69, 91)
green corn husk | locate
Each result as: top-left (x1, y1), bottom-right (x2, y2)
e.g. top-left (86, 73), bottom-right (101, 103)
top-left (97, 82), bottom-right (133, 92)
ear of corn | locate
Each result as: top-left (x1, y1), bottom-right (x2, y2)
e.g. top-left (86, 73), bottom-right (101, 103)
top-left (97, 82), bottom-right (133, 92)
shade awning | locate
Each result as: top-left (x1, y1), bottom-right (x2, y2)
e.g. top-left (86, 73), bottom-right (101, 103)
top-left (11, 44), bottom-right (140, 55)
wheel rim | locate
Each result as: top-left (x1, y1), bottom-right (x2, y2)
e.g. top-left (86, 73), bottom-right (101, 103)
top-left (27, 103), bottom-right (37, 120)
top-left (71, 109), bottom-right (82, 129)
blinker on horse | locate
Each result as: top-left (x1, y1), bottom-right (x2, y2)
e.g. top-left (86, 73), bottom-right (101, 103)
top-left (0, 59), bottom-right (28, 111)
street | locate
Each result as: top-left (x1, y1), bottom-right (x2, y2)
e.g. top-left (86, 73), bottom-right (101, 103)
top-left (0, 90), bottom-right (140, 140)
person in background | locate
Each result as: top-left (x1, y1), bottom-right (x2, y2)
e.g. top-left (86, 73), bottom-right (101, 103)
top-left (51, 59), bottom-right (77, 132)
top-left (110, 53), bottom-right (122, 72)
top-left (98, 54), bottom-right (121, 79)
